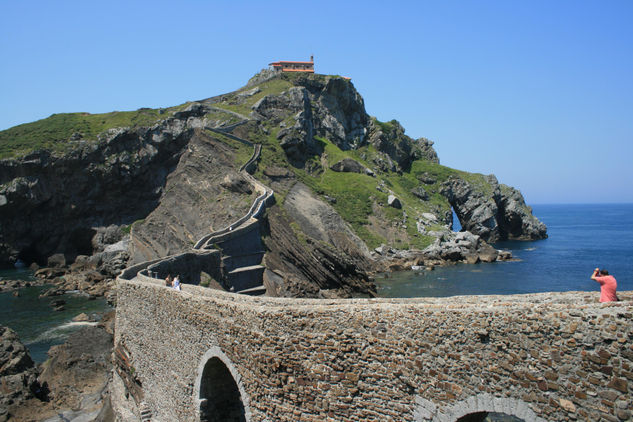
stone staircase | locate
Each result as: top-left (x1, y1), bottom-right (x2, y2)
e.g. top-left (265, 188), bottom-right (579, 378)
top-left (211, 219), bottom-right (267, 296)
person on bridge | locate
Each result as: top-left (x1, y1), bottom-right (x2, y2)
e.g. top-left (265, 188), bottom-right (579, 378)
top-left (172, 275), bottom-right (181, 291)
top-left (591, 268), bottom-right (618, 302)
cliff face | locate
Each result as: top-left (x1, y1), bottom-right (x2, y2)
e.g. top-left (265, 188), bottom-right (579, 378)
top-left (0, 117), bottom-right (193, 266)
top-left (0, 71), bottom-right (547, 297)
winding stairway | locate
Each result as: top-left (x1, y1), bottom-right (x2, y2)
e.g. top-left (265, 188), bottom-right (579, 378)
top-left (191, 125), bottom-right (273, 296)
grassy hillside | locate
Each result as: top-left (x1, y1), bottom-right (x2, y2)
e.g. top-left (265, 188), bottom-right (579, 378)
top-left (0, 104), bottom-right (190, 159)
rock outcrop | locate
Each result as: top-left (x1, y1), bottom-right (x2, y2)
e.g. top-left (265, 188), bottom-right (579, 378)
top-left (251, 74), bottom-right (437, 173)
top-left (0, 326), bottom-right (46, 421)
top-left (330, 158), bottom-right (374, 176)
top-left (1, 313), bottom-right (115, 422)
top-left (423, 231), bottom-right (501, 264)
top-left (368, 119), bottom-right (439, 170)
top-left (441, 176), bottom-right (547, 242)
top-left (38, 322), bottom-right (113, 413)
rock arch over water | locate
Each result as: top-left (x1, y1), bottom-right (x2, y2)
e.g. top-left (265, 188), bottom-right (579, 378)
top-left (195, 347), bottom-right (251, 422)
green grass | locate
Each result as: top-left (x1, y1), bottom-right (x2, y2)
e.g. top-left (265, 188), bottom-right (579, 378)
top-left (0, 103), bottom-right (191, 159)
top-left (374, 118), bottom-right (398, 134)
top-left (248, 132), bottom-right (459, 250)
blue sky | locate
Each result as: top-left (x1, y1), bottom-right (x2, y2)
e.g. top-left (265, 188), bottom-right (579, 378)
top-left (1, 0), bottom-right (631, 204)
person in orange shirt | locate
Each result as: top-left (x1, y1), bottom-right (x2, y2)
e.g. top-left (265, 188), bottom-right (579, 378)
top-left (591, 268), bottom-right (618, 302)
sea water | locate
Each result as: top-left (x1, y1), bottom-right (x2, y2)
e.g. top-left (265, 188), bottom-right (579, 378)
top-left (0, 269), bottom-right (110, 362)
top-left (377, 203), bottom-right (633, 298)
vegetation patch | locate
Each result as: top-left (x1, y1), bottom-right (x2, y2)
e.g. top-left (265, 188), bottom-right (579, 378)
top-left (0, 104), bottom-right (191, 159)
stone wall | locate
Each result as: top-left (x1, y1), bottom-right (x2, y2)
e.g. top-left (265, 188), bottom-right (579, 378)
top-left (113, 279), bottom-right (632, 421)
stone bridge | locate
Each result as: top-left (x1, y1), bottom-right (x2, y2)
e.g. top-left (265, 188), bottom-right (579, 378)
top-left (112, 277), bottom-right (633, 421)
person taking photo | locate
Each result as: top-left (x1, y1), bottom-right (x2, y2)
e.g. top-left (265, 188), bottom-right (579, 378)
top-left (591, 268), bottom-right (618, 302)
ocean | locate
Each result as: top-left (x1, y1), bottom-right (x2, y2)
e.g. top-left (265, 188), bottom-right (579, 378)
top-left (0, 270), bottom-right (110, 362)
top-left (377, 203), bottom-right (633, 298)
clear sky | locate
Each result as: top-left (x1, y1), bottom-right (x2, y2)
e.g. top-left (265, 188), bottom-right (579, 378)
top-left (1, 0), bottom-right (631, 204)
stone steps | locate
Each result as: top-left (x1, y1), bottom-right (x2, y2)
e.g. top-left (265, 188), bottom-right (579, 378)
top-left (222, 251), bottom-right (265, 273)
top-left (227, 265), bottom-right (265, 292)
top-left (237, 285), bottom-right (267, 296)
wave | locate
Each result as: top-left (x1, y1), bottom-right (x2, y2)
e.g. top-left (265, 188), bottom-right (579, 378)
top-left (26, 321), bottom-right (98, 345)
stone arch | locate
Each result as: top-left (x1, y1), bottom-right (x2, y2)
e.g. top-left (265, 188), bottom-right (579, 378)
top-left (440, 394), bottom-right (545, 422)
top-left (415, 394), bottom-right (545, 422)
top-left (194, 347), bottom-right (252, 422)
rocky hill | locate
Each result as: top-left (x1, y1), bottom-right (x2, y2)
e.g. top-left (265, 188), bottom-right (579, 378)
top-left (0, 70), bottom-right (546, 297)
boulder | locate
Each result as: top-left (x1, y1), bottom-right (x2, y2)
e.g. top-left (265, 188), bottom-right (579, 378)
top-left (411, 186), bottom-right (428, 201)
top-left (39, 287), bottom-right (64, 297)
top-left (330, 158), bottom-right (366, 174)
top-left (0, 326), bottom-right (45, 414)
top-left (387, 195), bottom-right (402, 209)
top-left (421, 230), bottom-right (501, 265)
top-left (91, 225), bottom-right (125, 253)
top-left (418, 172), bottom-right (436, 184)
top-left (478, 243), bottom-right (499, 263)
top-left (35, 267), bottom-right (66, 279)
top-left (220, 174), bottom-right (253, 194)
top-left (72, 313), bottom-right (91, 322)
top-left (263, 166), bottom-right (293, 179)
top-left (47, 253), bottom-right (66, 268)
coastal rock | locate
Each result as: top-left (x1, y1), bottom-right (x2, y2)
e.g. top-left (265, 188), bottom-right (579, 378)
top-left (7, 312), bottom-right (116, 421)
top-left (0, 326), bottom-right (45, 415)
top-left (441, 176), bottom-right (547, 242)
top-left (72, 313), bottom-right (92, 322)
top-left (0, 279), bottom-right (41, 293)
top-left (91, 225), bottom-right (125, 253)
top-left (47, 253), bottom-right (66, 268)
top-left (421, 231), bottom-right (500, 264)
top-left (38, 323), bottom-right (113, 413)
top-left (496, 184), bottom-right (548, 240)
top-left (35, 267), bottom-right (66, 279)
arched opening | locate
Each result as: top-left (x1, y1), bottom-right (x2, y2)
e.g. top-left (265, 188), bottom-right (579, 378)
top-left (451, 207), bottom-right (462, 232)
top-left (456, 412), bottom-right (524, 422)
top-left (199, 356), bottom-right (246, 422)
top-left (415, 393), bottom-right (543, 422)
